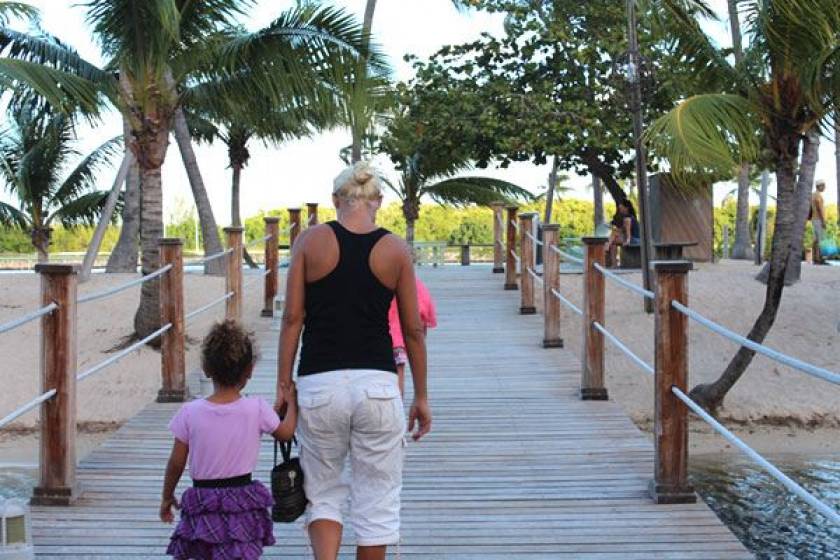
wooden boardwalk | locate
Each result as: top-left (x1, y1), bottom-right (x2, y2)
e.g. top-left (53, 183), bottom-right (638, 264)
top-left (31, 266), bottom-right (751, 558)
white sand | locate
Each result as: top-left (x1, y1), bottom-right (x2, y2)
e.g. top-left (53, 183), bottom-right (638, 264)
top-left (545, 260), bottom-right (840, 428)
top-left (0, 270), bottom-right (266, 430)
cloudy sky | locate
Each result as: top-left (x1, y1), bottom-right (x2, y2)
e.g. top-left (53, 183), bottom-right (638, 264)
top-left (5, 0), bottom-right (838, 227)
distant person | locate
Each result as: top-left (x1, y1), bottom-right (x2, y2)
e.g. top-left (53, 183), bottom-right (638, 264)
top-left (274, 161), bottom-right (431, 560)
top-left (810, 180), bottom-right (827, 264)
top-left (607, 200), bottom-right (641, 265)
top-left (388, 277), bottom-right (437, 396)
top-left (160, 320), bottom-right (298, 560)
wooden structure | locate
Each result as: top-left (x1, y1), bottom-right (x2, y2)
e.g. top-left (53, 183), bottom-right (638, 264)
top-left (157, 239), bottom-right (186, 403)
top-left (288, 208), bottom-right (301, 248)
top-left (581, 238), bottom-right (608, 400)
top-left (491, 202), bottom-right (505, 273)
top-left (28, 265), bottom-right (750, 558)
top-left (306, 202), bottom-right (319, 226)
top-left (649, 173), bottom-right (713, 262)
top-left (504, 206), bottom-right (518, 290)
top-left (261, 217), bottom-right (279, 317)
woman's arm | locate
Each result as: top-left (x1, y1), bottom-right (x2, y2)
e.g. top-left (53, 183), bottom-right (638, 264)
top-left (275, 233), bottom-right (307, 411)
top-left (160, 439), bottom-right (188, 523)
top-left (273, 382), bottom-right (298, 441)
top-left (395, 248), bottom-right (431, 441)
top-left (623, 217), bottom-right (632, 245)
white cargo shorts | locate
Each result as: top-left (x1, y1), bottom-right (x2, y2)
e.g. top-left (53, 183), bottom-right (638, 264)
top-left (296, 369), bottom-right (405, 546)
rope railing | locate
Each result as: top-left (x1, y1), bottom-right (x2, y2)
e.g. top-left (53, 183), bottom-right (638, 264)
top-left (524, 230), bottom-right (543, 246)
top-left (77, 323), bottom-right (172, 382)
top-left (245, 233), bottom-right (273, 249)
top-left (0, 302), bottom-right (57, 335)
top-left (510, 250), bottom-right (521, 264)
top-left (550, 245), bottom-right (584, 265)
top-left (191, 247), bottom-right (233, 266)
top-left (77, 264), bottom-right (172, 304)
top-left (510, 220), bottom-right (520, 232)
top-left (592, 321), bottom-right (654, 375)
top-left (0, 389), bottom-right (57, 430)
top-left (671, 301), bottom-right (840, 386)
top-left (527, 266), bottom-right (543, 285)
top-left (185, 292), bottom-right (234, 323)
top-left (551, 288), bottom-right (583, 316)
top-left (593, 262), bottom-right (655, 300)
top-left (672, 386), bottom-right (840, 525)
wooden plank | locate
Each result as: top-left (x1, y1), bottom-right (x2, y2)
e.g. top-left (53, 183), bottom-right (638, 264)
top-left (30, 266), bottom-right (751, 559)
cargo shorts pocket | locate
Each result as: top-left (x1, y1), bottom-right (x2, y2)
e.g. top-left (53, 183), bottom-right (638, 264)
top-left (298, 392), bottom-right (337, 448)
top-left (357, 384), bottom-right (403, 435)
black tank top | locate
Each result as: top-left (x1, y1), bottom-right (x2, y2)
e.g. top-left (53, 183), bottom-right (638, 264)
top-left (297, 221), bottom-right (397, 376)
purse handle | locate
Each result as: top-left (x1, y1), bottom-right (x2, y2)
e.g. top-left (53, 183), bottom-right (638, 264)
top-left (274, 439), bottom-right (293, 466)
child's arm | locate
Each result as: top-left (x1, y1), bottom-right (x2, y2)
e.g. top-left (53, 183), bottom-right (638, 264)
top-left (272, 382), bottom-right (298, 441)
top-left (160, 439), bottom-right (188, 523)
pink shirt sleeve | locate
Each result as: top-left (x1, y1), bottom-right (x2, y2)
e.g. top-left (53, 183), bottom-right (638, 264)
top-left (258, 398), bottom-right (281, 435)
top-left (169, 404), bottom-right (190, 444)
top-left (388, 297), bottom-right (404, 349)
top-left (416, 279), bottom-right (437, 329)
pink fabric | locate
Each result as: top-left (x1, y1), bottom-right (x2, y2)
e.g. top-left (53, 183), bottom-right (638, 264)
top-left (388, 278), bottom-right (437, 349)
top-left (169, 397), bottom-right (280, 480)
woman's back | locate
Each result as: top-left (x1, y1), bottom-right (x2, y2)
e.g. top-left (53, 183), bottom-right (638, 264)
top-left (297, 220), bottom-right (397, 376)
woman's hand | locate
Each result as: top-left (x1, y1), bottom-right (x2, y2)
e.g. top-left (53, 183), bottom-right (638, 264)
top-left (159, 495), bottom-right (179, 523)
top-left (408, 397), bottom-right (432, 441)
top-left (273, 384), bottom-right (289, 417)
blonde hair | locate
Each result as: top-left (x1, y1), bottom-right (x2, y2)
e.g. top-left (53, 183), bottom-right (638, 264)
top-left (333, 161), bottom-right (382, 201)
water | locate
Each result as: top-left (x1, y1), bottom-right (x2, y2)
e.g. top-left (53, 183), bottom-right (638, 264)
top-left (691, 457), bottom-right (840, 559)
top-left (1, 459), bottom-right (838, 558)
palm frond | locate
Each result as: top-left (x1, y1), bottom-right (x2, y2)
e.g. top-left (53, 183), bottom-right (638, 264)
top-left (48, 190), bottom-right (117, 228)
top-left (0, 58), bottom-right (102, 115)
top-left (0, 28), bottom-right (109, 84)
top-left (422, 176), bottom-right (533, 206)
top-left (0, 1), bottom-right (39, 25)
top-left (176, 0), bottom-right (248, 47)
top-left (52, 135), bottom-right (122, 205)
top-left (0, 200), bottom-right (28, 228)
top-left (644, 93), bottom-right (761, 176)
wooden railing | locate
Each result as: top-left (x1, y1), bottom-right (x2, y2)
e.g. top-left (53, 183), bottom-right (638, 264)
top-left (496, 212), bottom-right (840, 526)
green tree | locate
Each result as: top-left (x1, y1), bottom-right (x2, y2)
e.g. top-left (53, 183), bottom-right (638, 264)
top-left (646, 0), bottom-right (840, 412)
top-left (0, 102), bottom-right (120, 261)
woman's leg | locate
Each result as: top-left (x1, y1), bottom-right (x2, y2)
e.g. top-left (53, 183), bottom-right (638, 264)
top-left (310, 520), bottom-right (343, 560)
top-left (357, 545), bottom-right (387, 560)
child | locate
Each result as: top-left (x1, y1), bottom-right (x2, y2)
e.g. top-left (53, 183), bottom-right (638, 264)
top-left (159, 320), bottom-right (297, 560)
top-left (388, 277), bottom-right (437, 396)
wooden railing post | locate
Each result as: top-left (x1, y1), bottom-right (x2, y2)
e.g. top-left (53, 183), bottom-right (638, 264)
top-left (491, 202), bottom-right (505, 273)
top-left (504, 206), bottom-right (519, 290)
top-left (261, 217), bottom-right (279, 317)
top-left (460, 245), bottom-right (470, 266)
top-left (225, 227), bottom-right (243, 321)
top-left (542, 225), bottom-right (562, 348)
top-left (288, 208), bottom-right (301, 248)
top-left (306, 203), bottom-right (319, 227)
top-left (158, 239), bottom-right (186, 403)
top-left (519, 212), bottom-right (537, 315)
top-left (31, 264), bottom-right (78, 506)
top-left (650, 260), bottom-right (696, 504)
top-left (581, 237), bottom-right (608, 400)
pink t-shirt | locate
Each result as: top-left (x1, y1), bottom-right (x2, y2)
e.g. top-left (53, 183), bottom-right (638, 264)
top-left (168, 396), bottom-right (280, 480)
top-left (388, 278), bottom-right (437, 349)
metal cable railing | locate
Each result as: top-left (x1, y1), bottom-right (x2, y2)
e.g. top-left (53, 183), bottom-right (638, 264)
top-left (550, 245), bottom-right (584, 265)
top-left (551, 288), bottom-right (583, 316)
top-left (671, 301), bottom-right (839, 386)
top-left (0, 389), bottom-right (57, 430)
top-left (0, 302), bottom-right (57, 335)
top-left (672, 386), bottom-right (840, 525)
top-left (185, 292), bottom-right (234, 322)
top-left (592, 321), bottom-right (654, 375)
top-left (77, 323), bottom-right (172, 382)
top-left (593, 262), bottom-right (654, 300)
top-left (77, 264), bottom-right (172, 304)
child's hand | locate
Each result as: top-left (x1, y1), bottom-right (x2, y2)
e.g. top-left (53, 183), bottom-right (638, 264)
top-left (160, 495), bottom-right (179, 523)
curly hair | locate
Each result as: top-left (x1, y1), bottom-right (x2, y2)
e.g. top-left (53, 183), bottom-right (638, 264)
top-left (200, 320), bottom-right (255, 387)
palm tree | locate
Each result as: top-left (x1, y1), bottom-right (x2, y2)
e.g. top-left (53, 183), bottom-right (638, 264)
top-left (0, 102), bottom-right (120, 261)
top-left (646, 0), bottom-right (840, 413)
top-left (1, 3), bottom-right (378, 338)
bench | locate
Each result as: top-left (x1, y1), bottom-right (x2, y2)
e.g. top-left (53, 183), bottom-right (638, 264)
top-left (618, 241), bottom-right (699, 269)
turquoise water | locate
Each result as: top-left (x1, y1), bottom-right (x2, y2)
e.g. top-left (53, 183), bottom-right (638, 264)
top-left (2, 459), bottom-right (838, 558)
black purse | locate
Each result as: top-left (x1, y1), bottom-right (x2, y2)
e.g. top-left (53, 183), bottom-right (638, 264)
top-left (271, 438), bottom-right (307, 522)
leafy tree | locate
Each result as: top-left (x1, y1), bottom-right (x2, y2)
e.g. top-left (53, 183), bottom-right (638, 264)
top-left (0, 102), bottom-right (120, 261)
top-left (646, 0), bottom-right (840, 412)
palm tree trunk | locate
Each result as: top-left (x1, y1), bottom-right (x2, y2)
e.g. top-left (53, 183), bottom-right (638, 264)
top-left (133, 165), bottom-right (164, 339)
top-left (593, 174), bottom-right (604, 230)
top-left (106, 158), bottom-right (140, 272)
top-left (544, 155), bottom-right (558, 224)
top-left (80, 153), bottom-right (131, 282)
top-left (172, 106), bottom-right (225, 275)
top-left (688, 133), bottom-right (801, 413)
top-left (783, 131), bottom-right (820, 282)
top-left (31, 226), bottom-right (50, 263)
top-left (231, 162), bottom-right (242, 227)
top-left (731, 163), bottom-right (754, 259)
top-left (350, 0), bottom-right (377, 164)
top-left (835, 112), bottom-right (840, 226)
top-left (402, 194), bottom-right (419, 262)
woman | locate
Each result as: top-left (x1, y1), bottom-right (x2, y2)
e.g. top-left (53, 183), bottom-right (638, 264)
top-left (607, 200), bottom-right (641, 258)
top-left (274, 162), bottom-right (431, 560)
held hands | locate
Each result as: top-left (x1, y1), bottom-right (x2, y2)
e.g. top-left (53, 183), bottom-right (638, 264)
top-left (159, 495), bottom-right (179, 523)
top-left (408, 397), bottom-right (432, 441)
top-left (274, 381), bottom-right (294, 416)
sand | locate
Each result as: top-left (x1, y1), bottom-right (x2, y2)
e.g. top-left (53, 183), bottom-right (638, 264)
top-left (0, 269), bottom-right (266, 432)
top-left (545, 259), bottom-right (840, 429)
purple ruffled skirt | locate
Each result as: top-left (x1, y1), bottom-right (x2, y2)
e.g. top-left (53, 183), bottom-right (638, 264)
top-left (167, 480), bottom-right (275, 560)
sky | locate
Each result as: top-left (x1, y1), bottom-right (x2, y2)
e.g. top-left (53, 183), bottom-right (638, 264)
top-left (4, 0), bottom-right (839, 227)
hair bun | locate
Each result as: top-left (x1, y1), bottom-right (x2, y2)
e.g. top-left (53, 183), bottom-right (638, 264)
top-left (352, 164), bottom-right (374, 185)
